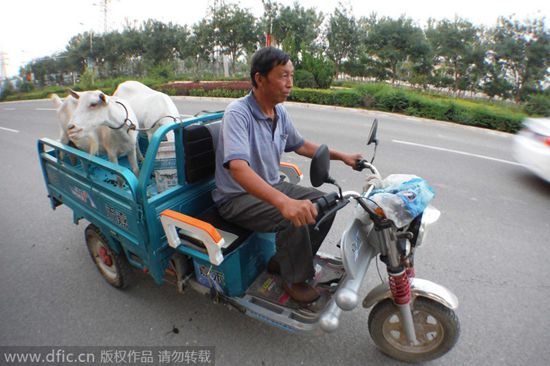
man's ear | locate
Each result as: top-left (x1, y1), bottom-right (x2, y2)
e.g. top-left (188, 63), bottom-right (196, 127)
top-left (254, 72), bottom-right (264, 88)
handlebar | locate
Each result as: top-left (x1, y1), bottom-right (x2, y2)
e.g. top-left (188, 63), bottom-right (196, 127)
top-left (313, 192), bottom-right (349, 231)
top-left (354, 159), bottom-right (381, 177)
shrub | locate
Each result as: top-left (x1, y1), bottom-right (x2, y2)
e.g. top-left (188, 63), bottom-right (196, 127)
top-left (294, 69), bottom-right (317, 88)
top-left (18, 81), bottom-right (35, 93)
top-left (80, 67), bottom-right (98, 88)
top-left (148, 63), bottom-right (175, 81)
top-left (0, 81), bottom-right (15, 101)
top-left (188, 88), bottom-right (248, 98)
top-left (288, 89), bottom-right (334, 105)
top-left (373, 89), bottom-right (410, 112)
top-left (524, 95), bottom-right (550, 116)
top-left (161, 81), bottom-right (251, 95)
top-left (333, 89), bottom-right (363, 107)
top-left (301, 53), bottom-right (335, 89)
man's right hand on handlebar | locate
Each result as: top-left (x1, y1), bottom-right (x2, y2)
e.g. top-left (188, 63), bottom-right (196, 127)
top-left (278, 198), bottom-right (318, 227)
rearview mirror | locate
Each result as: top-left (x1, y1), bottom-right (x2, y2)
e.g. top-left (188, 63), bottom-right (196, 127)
top-left (310, 144), bottom-right (331, 187)
top-left (367, 119), bottom-right (379, 146)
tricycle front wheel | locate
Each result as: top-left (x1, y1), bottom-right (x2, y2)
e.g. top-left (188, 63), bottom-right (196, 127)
top-left (368, 297), bottom-right (460, 363)
top-left (85, 224), bottom-right (131, 289)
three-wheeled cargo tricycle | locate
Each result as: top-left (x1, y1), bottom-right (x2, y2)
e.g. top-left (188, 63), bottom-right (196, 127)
top-left (38, 113), bottom-right (460, 362)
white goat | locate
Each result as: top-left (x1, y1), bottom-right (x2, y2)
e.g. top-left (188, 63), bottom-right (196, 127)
top-left (51, 93), bottom-right (78, 147)
top-left (66, 90), bottom-right (140, 178)
top-left (113, 81), bottom-right (179, 141)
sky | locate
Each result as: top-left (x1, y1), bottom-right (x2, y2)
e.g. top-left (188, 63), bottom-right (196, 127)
top-left (1, 0), bottom-right (549, 78)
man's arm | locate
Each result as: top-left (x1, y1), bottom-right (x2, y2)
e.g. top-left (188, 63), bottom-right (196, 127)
top-left (295, 140), bottom-right (363, 167)
top-left (228, 160), bottom-right (317, 227)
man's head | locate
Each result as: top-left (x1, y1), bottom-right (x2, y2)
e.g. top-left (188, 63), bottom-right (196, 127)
top-left (250, 47), bottom-right (294, 104)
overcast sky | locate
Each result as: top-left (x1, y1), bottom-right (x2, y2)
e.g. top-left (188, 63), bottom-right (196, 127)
top-left (1, 0), bottom-right (549, 77)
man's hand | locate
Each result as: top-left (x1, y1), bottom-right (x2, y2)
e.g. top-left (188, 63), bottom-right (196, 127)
top-left (342, 153), bottom-right (363, 168)
top-left (278, 197), bottom-right (318, 227)
top-left (295, 141), bottom-right (363, 170)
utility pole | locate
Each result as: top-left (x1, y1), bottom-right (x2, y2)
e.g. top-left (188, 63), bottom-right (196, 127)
top-left (99, 0), bottom-right (113, 33)
top-left (0, 51), bottom-right (8, 82)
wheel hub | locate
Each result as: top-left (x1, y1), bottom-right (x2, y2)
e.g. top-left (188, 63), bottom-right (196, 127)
top-left (98, 246), bottom-right (113, 267)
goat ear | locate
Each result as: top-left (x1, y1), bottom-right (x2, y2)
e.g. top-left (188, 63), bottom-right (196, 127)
top-left (68, 89), bottom-right (80, 99)
top-left (99, 93), bottom-right (107, 104)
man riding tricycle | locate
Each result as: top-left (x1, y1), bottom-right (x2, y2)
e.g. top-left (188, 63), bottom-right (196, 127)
top-left (38, 47), bottom-right (460, 363)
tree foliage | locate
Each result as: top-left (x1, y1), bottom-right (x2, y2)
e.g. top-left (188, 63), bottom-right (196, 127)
top-left (326, 3), bottom-right (360, 74)
top-left (17, 4), bottom-right (550, 104)
top-left (210, 3), bottom-right (260, 75)
top-left (490, 17), bottom-right (550, 102)
top-left (362, 16), bottom-right (431, 83)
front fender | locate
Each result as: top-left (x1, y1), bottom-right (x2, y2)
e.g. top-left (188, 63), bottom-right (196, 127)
top-left (362, 278), bottom-right (459, 310)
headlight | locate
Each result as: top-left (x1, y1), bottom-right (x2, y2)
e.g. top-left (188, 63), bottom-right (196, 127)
top-left (415, 206), bottom-right (440, 247)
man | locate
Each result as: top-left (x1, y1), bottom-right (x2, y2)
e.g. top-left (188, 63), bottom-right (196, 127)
top-left (213, 47), bottom-right (362, 303)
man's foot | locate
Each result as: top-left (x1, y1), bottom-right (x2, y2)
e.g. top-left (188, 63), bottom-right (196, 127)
top-left (267, 257), bottom-right (280, 274)
top-left (283, 282), bottom-right (320, 303)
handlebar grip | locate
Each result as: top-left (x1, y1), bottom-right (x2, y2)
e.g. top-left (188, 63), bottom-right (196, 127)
top-left (353, 159), bottom-right (367, 171)
top-left (314, 192), bottom-right (339, 219)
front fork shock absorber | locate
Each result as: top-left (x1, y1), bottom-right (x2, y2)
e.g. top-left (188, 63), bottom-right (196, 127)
top-left (388, 268), bottom-right (418, 344)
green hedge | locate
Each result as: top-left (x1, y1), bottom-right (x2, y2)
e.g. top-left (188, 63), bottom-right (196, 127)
top-left (351, 84), bottom-right (525, 133)
top-left (289, 88), bottom-right (363, 108)
top-left (1, 77), bottom-right (528, 133)
top-left (187, 88), bottom-right (248, 98)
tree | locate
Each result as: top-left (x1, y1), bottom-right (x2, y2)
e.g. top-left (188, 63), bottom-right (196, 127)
top-left (140, 20), bottom-right (184, 68)
top-left (259, 0), bottom-right (280, 46)
top-left (426, 18), bottom-right (485, 93)
top-left (210, 3), bottom-right (260, 75)
top-left (363, 16), bottom-right (430, 83)
top-left (189, 19), bottom-right (216, 80)
top-left (490, 16), bottom-right (550, 102)
top-left (301, 50), bottom-right (335, 89)
top-left (270, 2), bottom-right (324, 63)
top-left (326, 3), bottom-right (360, 74)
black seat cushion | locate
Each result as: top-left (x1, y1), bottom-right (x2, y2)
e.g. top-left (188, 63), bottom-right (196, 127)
top-left (196, 206), bottom-right (252, 255)
top-left (177, 206), bottom-right (252, 256)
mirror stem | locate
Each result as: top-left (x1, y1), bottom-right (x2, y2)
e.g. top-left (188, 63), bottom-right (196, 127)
top-left (370, 143), bottom-right (378, 164)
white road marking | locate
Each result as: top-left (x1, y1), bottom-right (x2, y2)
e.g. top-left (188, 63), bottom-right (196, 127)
top-left (0, 126), bottom-right (20, 133)
top-left (35, 108), bottom-right (56, 111)
top-left (3, 108), bottom-right (16, 111)
top-left (392, 139), bottom-right (522, 166)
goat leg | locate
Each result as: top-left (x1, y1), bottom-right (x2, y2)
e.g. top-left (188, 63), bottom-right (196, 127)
top-left (128, 149), bottom-right (140, 178)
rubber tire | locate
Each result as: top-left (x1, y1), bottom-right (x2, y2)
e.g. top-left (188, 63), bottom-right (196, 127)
top-left (368, 297), bottom-right (460, 363)
top-left (85, 224), bottom-right (131, 289)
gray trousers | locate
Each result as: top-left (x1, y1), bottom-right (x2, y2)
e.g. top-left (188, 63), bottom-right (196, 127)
top-left (218, 182), bottom-right (335, 284)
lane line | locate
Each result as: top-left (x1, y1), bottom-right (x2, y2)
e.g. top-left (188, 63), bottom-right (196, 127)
top-left (35, 108), bottom-right (56, 111)
top-left (0, 126), bottom-right (20, 133)
top-left (392, 139), bottom-right (522, 166)
top-left (3, 108), bottom-right (16, 111)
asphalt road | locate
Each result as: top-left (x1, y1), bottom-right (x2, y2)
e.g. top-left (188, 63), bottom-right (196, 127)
top-left (1, 97), bottom-right (549, 366)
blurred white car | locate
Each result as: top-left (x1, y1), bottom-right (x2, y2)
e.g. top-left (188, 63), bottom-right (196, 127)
top-left (513, 118), bottom-right (550, 182)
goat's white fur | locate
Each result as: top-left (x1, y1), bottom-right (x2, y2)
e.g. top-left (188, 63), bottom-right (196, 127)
top-left (113, 81), bottom-right (179, 141)
top-left (66, 90), bottom-right (140, 178)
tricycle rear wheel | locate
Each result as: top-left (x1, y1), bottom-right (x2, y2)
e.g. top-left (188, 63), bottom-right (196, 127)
top-left (85, 224), bottom-right (131, 289)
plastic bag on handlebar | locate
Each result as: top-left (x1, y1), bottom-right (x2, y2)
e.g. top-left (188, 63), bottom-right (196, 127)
top-left (368, 174), bottom-right (435, 228)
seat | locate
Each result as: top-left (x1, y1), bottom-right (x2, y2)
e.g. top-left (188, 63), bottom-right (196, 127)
top-left (163, 120), bottom-right (251, 262)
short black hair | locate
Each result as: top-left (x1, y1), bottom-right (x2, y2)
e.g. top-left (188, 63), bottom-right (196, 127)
top-left (250, 47), bottom-right (290, 88)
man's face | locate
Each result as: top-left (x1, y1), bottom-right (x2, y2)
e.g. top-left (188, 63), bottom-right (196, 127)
top-left (258, 60), bottom-right (294, 104)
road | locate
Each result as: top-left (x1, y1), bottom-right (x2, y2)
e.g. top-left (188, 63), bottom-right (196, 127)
top-left (1, 97), bottom-right (549, 365)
